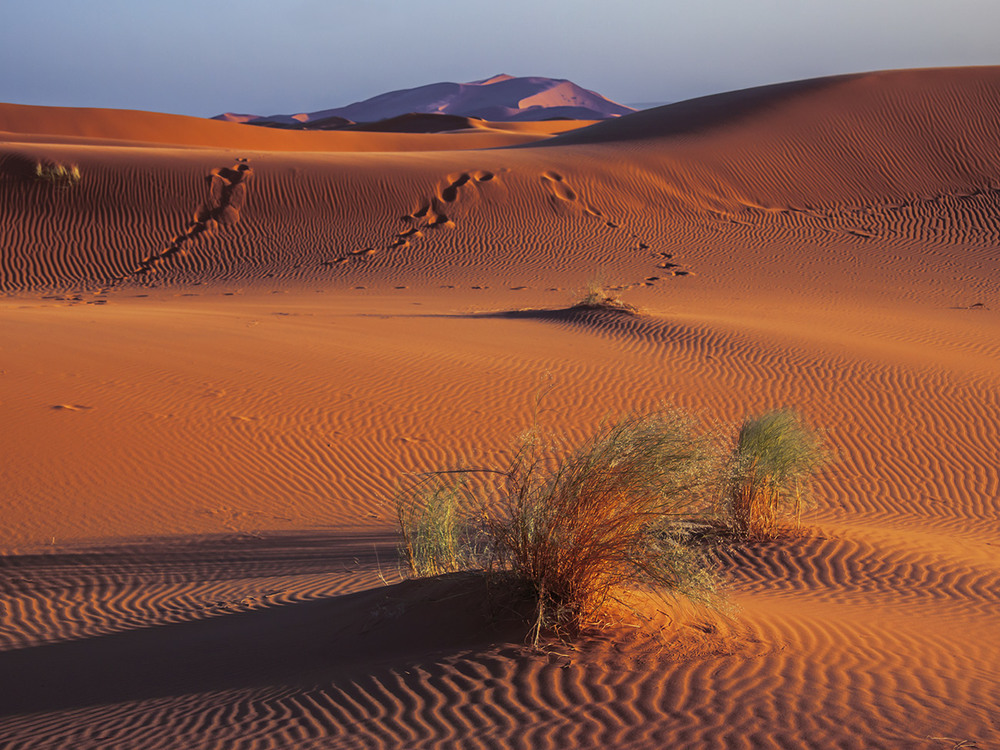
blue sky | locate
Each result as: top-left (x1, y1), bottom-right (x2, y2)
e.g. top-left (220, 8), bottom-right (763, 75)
top-left (1, 0), bottom-right (998, 117)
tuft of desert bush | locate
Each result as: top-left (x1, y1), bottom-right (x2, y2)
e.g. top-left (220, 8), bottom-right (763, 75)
top-left (396, 411), bottom-right (720, 641)
top-left (574, 277), bottom-right (638, 314)
top-left (397, 478), bottom-right (477, 577)
top-left (34, 161), bottom-right (82, 188)
top-left (723, 410), bottom-right (826, 539)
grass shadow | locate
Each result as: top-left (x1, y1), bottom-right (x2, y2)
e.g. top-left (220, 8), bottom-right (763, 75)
top-left (0, 535), bottom-right (530, 717)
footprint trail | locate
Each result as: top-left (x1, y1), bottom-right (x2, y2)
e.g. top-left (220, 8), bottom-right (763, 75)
top-left (327, 170), bottom-right (495, 267)
top-left (119, 159), bottom-right (253, 282)
top-left (540, 170), bottom-right (692, 285)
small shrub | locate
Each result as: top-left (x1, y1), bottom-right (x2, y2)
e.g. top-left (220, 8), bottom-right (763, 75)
top-left (34, 161), bottom-right (81, 188)
top-left (724, 410), bottom-right (826, 539)
top-left (486, 413), bottom-right (717, 639)
top-left (397, 479), bottom-right (474, 577)
top-left (574, 277), bottom-right (638, 314)
top-left (396, 411), bottom-right (720, 641)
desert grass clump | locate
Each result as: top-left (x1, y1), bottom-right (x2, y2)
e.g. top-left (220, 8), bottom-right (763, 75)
top-left (486, 414), bottom-right (717, 639)
top-left (724, 410), bottom-right (826, 539)
top-left (574, 277), bottom-right (638, 315)
top-left (397, 479), bottom-right (477, 577)
top-left (395, 412), bottom-right (720, 641)
top-left (34, 161), bottom-right (82, 188)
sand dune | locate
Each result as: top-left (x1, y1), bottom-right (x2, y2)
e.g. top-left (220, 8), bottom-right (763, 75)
top-left (1, 67), bottom-right (999, 748)
top-left (0, 101), bottom-right (581, 152)
top-left (218, 73), bottom-right (634, 126)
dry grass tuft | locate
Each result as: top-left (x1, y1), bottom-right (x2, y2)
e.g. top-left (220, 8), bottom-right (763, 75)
top-left (397, 479), bottom-right (477, 577)
top-left (574, 278), bottom-right (639, 315)
top-left (485, 413), bottom-right (717, 640)
top-left (397, 407), bottom-right (834, 643)
top-left (34, 161), bottom-right (82, 188)
top-left (723, 410), bottom-right (826, 539)
top-left (396, 411), bottom-right (720, 642)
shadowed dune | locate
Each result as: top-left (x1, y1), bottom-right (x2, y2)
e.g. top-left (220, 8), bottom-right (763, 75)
top-left (0, 564), bottom-right (529, 717)
top-left (1, 67), bottom-right (999, 748)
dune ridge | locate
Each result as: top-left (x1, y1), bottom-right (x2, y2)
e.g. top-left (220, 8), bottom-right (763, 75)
top-left (1, 66), bottom-right (999, 748)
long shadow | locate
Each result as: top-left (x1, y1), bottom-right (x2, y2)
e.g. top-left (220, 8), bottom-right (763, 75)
top-left (1, 531), bottom-right (398, 589)
top-left (0, 550), bottom-right (529, 717)
top-left (352, 304), bottom-right (643, 323)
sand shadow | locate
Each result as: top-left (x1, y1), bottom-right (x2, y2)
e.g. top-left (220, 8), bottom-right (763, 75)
top-left (356, 304), bottom-right (642, 324)
top-left (0, 535), bottom-right (530, 717)
top-left (0, 151), bottom-right (41, 182)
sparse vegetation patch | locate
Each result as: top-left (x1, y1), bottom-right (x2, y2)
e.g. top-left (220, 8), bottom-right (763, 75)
top-left (397, 411), bottom-right (721, 641)
top-left (722, 410), bottom-right (826, 539)
top-left (574, 277), bottom-right (639, 314)
top-left (34, 161), bottom-right (81, 188)
top-left (397, 406), bottom-right (829, 642)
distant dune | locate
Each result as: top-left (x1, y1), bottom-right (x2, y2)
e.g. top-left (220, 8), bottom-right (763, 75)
top-left (1, 67), bottom-right (998, 749)
top-left (214, 73), bottom-right (635, 127)
top-left (0, 100), bottom-right (591, 152)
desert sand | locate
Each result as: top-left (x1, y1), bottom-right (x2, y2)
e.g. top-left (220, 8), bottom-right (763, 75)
top-left (1, 67), bottom-right (998, 748)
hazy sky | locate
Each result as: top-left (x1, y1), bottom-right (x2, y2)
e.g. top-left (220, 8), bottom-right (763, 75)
top-left (2, 0), bottom-right (998, 117)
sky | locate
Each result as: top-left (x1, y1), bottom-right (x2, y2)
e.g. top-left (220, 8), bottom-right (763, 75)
top-left (1, 0), bottom-right (998, 117)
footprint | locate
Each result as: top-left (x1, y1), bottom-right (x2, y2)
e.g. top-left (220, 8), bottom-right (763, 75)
top-left (123, 159), bottom-right (253, 280)
top-left (441, 173), bottom-right (472, 202)
top-left (378, 172), bottom-right (479, 258)
top-left (539, 170), bottom-right (691, 282)
top-left (541, 172), bottom-right (577, 202)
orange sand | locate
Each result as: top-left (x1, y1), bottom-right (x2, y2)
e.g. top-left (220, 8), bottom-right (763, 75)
top-left (1, 67), bottom-right (998, 748)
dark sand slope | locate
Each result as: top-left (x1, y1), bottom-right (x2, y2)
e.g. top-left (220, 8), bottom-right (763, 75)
top-left (1, 68), bottom-right (999, 748)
